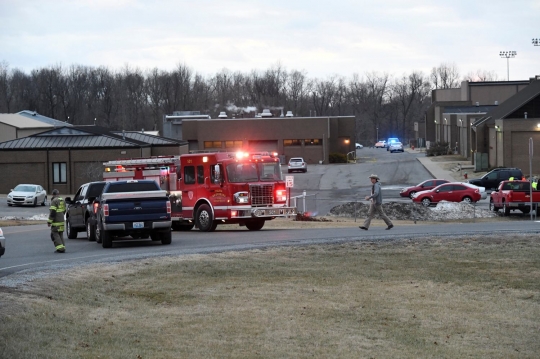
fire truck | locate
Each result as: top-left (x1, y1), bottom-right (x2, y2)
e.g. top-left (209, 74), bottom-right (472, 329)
top-left (103, 152), bottom-right (297, 232)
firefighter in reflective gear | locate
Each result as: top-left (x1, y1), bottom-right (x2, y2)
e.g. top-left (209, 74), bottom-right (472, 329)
top-left (48, 189), bottom-right (66, 253)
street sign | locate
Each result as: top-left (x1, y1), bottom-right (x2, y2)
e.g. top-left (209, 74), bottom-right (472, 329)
top-left (285, 175), bottom-right (294, 188)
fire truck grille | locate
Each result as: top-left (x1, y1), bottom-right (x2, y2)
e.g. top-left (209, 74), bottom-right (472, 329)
top-left (250, 184), bottom-right (274, 206)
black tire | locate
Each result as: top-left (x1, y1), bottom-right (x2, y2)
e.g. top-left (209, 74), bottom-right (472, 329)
top-left (33, 197), bottom-right (37, 207)
top-left (67, 218), bottom-right (78, 239)
top-left (503, 202), bottom-right (510, 216)
top-left (409, 191), bottom-right (416, 199)
top-left (196, 204), bottom-right (215, 232)
top-left (41, 196), bottom-right (47, 206)
top-left (161, 230), bottom-right (172, 245)
top-left (95, 221), bottom-right (102, 243)
top-left (246, 220), bottom-right (265, 231)
top-left (86, 219), bottom-right (96, 241)
top-left (489, 199), bottom-right (498, 212)
top-left (101, 228), bottom-right (112, 248)
top-left (522, 207), bottom-right (531, 214)
top-left (421, 198), bottom-right (431, 207)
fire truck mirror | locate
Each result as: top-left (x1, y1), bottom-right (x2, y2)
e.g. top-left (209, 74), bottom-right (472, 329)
top-left (212, 164), bottom-right (222, 185)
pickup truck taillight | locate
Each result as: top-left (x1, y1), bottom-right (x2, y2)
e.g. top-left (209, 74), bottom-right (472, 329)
top-left (166, 201), bottom-right (171, 214)
top-left (103, 203), bottom-right (109, 217)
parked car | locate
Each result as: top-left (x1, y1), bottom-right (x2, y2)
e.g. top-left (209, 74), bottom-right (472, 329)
top-left (7, 184), bottom-right (47, 207)
top-left (65, 181), bottom-right (107, 241)
top-left (461, 182), bottom-right (487, 200)
top-left (288, 157), bottom-right (307, 173)
top-left (412, 182), bottom-right (482, 207)
top-left (400, 179), bottom-right (450, 199)
top-left (467, 168), bottom-right (523, 190)
top-left (0, 228), bottom-right (5, 258)
top-left (355, 143), bottom-right (363, 149)
top-left (374, 140), bottom-right (386, 148)
top-left (389, 142), bottom-right (404, 153)
top-left (386, 137), bottom-right (400, 151)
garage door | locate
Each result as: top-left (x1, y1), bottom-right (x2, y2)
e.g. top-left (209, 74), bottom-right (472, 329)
top-left (248, 140), bottom-right (278, 152)
top-left (511, 132), bottom-right (540, 172)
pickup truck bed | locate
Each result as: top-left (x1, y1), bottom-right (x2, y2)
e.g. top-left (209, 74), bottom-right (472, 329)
top-left (489, 180), bottom-right (540, 216)
top-left (95, 181), bottom-right (172, 248)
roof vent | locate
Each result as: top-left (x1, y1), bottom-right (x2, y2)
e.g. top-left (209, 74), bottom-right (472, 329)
top-left (495, 100), bottom-right (499, 105)
top-left (218, 111), bottom-right (228, 119)
top-left (285, 111), bottom-right (294, 117)
top-left (475, 102), bottom-right (479, 107)
top-left (261, 109), bottom-right (273, 117)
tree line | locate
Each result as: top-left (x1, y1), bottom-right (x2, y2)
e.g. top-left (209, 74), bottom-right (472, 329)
top-left (0, 61), bottom-right (497, 144)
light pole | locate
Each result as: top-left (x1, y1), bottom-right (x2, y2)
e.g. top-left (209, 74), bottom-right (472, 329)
top-left (533, 38), bottom-right (540, 46)
top-left (376, 127), bottom-right (379, 142)
top-left (499, 51), bottom-right (516, 81)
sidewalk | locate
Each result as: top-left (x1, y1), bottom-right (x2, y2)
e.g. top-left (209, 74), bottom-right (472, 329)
top-left (405, 147), bottom-right (478, 182)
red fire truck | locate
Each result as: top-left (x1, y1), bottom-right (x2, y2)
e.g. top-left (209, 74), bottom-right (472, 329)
top-left (103, 152), bottom-right (297, 232)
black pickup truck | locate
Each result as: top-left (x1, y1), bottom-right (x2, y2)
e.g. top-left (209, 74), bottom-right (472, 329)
top-left (65, 181), bottom-right (107, 241)
top-left (93, 180), bottom-right (172, 248)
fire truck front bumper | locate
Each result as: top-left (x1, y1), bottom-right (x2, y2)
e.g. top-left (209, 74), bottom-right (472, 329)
top-left (243, 207), bottom-right (297, 218)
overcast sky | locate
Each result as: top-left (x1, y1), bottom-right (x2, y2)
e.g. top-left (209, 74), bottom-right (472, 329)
top-left (1, 0), bottom-right (539, 81)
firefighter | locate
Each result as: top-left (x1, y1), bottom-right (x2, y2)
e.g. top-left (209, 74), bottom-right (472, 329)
top-left (48, 189), bottom-right (66, 253)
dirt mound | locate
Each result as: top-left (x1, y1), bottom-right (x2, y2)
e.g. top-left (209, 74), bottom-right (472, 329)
top-left (328, 201), bottom-right (499, 221)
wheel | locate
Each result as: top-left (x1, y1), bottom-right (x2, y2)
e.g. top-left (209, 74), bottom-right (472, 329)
top-left (522, 207), bottom-right (531, 214)
top-left (33, 197), bottom-right (37, 207)
top-left (246, 220), bottom-right (265, 231)
top-left (41, 196), bottom-right (47, 206)
top-left (503, 202), bottom-right (510, 216)
top-left (409, 191), bottom-right (416, 199)
top-left (195, 204), bottom-right (215, 232)
top-left (86, 219), bottom-right (96, 241)
top-left (462, 196), bottom-right (472, 204)
top-left (489, 199), bottom-right (498, 212)
top-left (67, 218), bottom-right (78, 239)
top-left (161, 230), bottom-right (172, 245)
top-left (421, 198), bottom-right (431, 207)
top-left (101, 228), bottom-right (112, 248)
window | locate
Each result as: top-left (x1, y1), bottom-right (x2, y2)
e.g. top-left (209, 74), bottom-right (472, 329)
top-left (284, 139), bottom-right (302, 146)
top-left (438, 185), bottom-right (452, 192)
top-left (53, 162), bottom-right (67, 184)
top-left (304, 139), bottom-right (322, 146)
top-left (184, 166), bottom-right (195, 184)
top-left (204, 141), bottom-right (223, 149)
top-left (197, 165), bottom-right (204, 184)
top-left (225, 140), bottom-right (243, 148)
top-left (423, 180), bottom-right (434, 187)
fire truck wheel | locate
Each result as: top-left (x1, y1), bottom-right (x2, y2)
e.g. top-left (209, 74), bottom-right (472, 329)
top-left (196, 204), bottom-right (215, 232)
top-left (101, 229), bottom-right (113, 248)
top-left (161, 230), bottom-right (172, 245)
top-left (86, 219), bottom-right (96, 241)
top-left (67, 218), bottom-right (78, 239)
top-left (246, 220), bottom-right (265, 231)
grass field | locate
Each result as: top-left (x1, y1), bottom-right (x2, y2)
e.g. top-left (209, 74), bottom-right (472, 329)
top-left (1, 233), bottom-right (539, 358)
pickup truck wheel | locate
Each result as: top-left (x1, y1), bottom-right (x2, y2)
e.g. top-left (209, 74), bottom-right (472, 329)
top-left (522, 208), bottom-right (531, 214)
top-left (246, 220), bottom-right (265, 231)
top-left (421, 198), bottom-right (431, 207)
top-left (161, 230), bottom-right (172, 245)
top-left (196, 204), bottom-right (215, 232)
top-left (503, 202), bottom-right (511, 216)
top-left (101, 229), bottom-right (113, 248)
top-left (86, 219), bottom-right (96, 241)
top-left (67, 219), bottom-right (78, 239)
top-left (489, 199), bottom-right (498, 212)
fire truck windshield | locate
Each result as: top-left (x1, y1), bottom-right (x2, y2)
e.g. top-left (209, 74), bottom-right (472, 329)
top-left (226, 162), bottom-right (282, 183)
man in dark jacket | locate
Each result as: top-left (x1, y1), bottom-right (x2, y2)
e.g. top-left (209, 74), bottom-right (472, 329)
top-left (359, 174), bottom-right (393, 231)
top-left (48, 189), bottom-right (66, 253)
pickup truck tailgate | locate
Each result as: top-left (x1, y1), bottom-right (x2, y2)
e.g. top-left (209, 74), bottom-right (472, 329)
top-left (101, 191), bottom-right (170, 222)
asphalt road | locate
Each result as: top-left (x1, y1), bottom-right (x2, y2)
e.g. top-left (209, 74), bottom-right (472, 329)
top-left (0, 147), bottom-right (530, 281)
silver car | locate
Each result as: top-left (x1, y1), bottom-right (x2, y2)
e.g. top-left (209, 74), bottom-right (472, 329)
top-left (0, 228), bottom-right (5, 258)
top-left (389, 142), bottom-right (404, 153)
top-left (7, 184), bottom-right (47, 207)
top-left (288, 157), bottom-right (307, 173)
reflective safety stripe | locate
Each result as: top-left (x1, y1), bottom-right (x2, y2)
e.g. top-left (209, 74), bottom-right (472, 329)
top-left (49, 206), bottom-right (58, 210)
top-left (55, 244), bottom-right (66, 251)
top-left (51, 222), bottom-right (64, 226)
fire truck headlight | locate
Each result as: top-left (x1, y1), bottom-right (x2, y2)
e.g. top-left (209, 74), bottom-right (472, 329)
top-left (275, 189), bottom-right (287, 203)
top-left (234, 191), bottom-right (249, 204)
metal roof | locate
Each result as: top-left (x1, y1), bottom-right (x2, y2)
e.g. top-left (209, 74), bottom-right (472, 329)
top-left (16, 110), bottom-right (72, 127)
top-left (0, 114), bottom-right (54, 129)
top-left (442, 105), bottom-right (496, 114)
top-left (112, 131), bottom-right (186, 145)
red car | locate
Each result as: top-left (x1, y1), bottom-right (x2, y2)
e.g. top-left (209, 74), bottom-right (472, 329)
top-left (412, 182), bottom-right (482, 207)
top-left (400, 179), bottom-right (449, 199)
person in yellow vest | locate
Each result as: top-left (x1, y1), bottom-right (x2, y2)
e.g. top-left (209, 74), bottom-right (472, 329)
top-left (533, 177), bottom-right (538, 190)
top-left (48, 189), bottom-right (66, 253)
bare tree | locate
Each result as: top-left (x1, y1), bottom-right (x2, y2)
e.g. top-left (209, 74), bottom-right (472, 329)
top-left (430, 63), bottom-right (461, 89)
top-left (464, 70), bottom-right (500, 82)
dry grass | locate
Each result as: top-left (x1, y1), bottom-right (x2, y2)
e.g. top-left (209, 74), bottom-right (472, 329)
top-left (1, 234), bottom-right (539, 358)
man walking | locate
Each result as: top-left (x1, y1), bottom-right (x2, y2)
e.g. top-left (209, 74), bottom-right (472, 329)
top-left (48, 189), bottom-right (66, 253)
top-left (359, 174), bottom-right (394, 230)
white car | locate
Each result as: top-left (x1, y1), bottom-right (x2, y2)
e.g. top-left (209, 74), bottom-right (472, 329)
top-left (0, 228), bottom-right (5, 258)
top-left (389, 142), bottom-right (404, 153)
top-left (355, 143), bottom-right (363, 149)
top-left (7, 184), bottom-right (47, 207)
top-left (288, 157), bottom-right (307, 173)
top-left (462, 182), bottom-right (487, 200)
